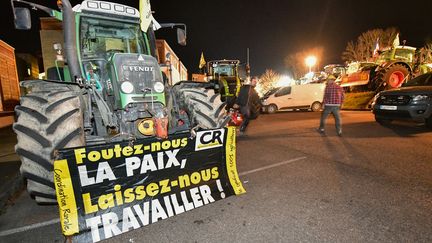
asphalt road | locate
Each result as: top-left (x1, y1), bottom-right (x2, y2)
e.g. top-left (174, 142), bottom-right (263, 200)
top-left (1, 111), bottom-right (432, 242)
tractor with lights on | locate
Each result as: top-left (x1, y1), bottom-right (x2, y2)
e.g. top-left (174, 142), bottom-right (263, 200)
top-left (11, 0), bottom-right (229, 204)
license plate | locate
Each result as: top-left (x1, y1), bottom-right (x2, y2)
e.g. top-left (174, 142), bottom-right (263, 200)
top-left (380, 105), bottom-right (397, 110)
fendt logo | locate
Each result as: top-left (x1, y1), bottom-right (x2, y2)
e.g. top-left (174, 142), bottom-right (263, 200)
top-left (195, 129), bottom-right (225, 151)
top-left (123, 66), bottom-right (154, 72)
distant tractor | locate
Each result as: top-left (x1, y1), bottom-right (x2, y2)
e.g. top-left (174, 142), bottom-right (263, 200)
top-left (323, 64), bottom-right (346, 79)
top-left (206, 60), bottom-right (243, 108)
top-left (340, 45), bottom-right (432, 92)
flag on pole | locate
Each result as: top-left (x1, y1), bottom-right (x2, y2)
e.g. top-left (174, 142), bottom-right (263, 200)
top-left (199, 52), bottom-right (206, 69)
top-left (373, 38), bottom-right (380, 57)
top-left (139, 0), bottom-right (152, 31)
top-left (392, 33), bottom-right (400, 48)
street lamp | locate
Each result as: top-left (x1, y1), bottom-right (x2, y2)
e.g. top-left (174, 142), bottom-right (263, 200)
top-left (305, 56), bottom-right (317, 73)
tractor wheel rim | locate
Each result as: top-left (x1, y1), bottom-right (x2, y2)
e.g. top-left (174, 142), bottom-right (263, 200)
top-left (389, 71), bottom-right (405, 88)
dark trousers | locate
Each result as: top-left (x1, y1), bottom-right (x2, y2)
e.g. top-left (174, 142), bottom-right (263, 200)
top-left (225, 96), bottom-right (237, 110)
top-left (319, 105), bottom-right (342, 132)
top-left (239, 106), bottom-right (251, 132)
top-left (240, 118), bottom-right (250, 132)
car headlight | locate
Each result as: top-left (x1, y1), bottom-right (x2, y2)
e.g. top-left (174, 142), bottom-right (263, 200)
top-left (153, 82), bottom-right (165, 93)
top-left (411, 94), bottom-right (429, 101)
top-left (120, 81), bottom-right (134, 94)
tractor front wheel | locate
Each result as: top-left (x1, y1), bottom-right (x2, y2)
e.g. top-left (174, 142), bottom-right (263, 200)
top-left (13, 80), bottom-right (85, 204)
top-left (174, 85), bottom-right (230, 129)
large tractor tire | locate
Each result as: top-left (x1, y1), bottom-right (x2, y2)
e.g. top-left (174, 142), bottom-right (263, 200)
top-left (374, 64), bottom-right (410, 91)
top-left (13, 80), bottom-right (85, 204)
top-left (175, 86), bottom-right (230, 129)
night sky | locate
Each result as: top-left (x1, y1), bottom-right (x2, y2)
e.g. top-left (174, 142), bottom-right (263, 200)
top-left (1, 0), bottom-right (432, 76)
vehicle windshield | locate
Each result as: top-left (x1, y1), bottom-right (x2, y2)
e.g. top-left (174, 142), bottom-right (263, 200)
top-left (80, 17), bottom-right (147, 59)
top-left (394, 49), bottom-right (415, 62)
top-left (377, 48), bottom-right (415, 63)
top-left (377, 50), bottom-right (393, 62)
top-left (402, 73), bottom-right (432, 87)
top-left (210, 64), bottom-right (236, 77)
top-left (346, 63), bottom-right (360, 74)
top-left (263, 88), bottom-right (279, 97)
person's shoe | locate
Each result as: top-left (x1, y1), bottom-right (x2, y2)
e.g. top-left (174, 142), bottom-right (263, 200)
top-left (316, 128), bottom-right (325, 134)
top-left (337, 130), bottom-right (342, 137)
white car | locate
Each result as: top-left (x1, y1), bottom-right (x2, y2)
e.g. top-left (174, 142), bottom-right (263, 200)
top-left (262, 83), bottom-right (325, 113)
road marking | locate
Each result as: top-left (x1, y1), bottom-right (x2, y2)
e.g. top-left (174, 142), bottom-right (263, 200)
top-left (0, 156), bottom-right (307, 236)
top-left (239, 156), bottom-right (307, 176)
top-left (0, 218), bottom-right (60, 237)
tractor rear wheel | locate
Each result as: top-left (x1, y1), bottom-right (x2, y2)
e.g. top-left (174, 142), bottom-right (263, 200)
top-left (174, 86), bottom-right (230, 129)
top-left (13, 80), bottom-right (84, 204)
top-left (374, 64), bottom-right (410, 91)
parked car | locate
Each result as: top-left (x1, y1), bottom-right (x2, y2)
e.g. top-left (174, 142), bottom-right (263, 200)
top-left (372, 72), bottom-right (432, 127)
top-left (261, 83), bottom-right (325, 113)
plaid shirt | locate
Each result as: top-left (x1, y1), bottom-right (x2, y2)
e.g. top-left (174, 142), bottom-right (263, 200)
top-left (323, 82), bottom-right (344, 105)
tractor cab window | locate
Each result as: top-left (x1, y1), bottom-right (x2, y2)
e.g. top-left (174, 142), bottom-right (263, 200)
top-left (346, 63), bottom-right (360, 74)
top-left (377, 50), bottom-right (393, 62)
top-left (80, 17), bottom-right (147, 60)
top-left (210, 64), bottom-right (236, 78)
top-left (378, 48), bottom-right (415, 63)
top-left (394, 49), bottom-right (415, 63)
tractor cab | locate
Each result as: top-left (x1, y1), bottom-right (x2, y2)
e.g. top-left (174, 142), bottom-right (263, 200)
top-left (377, 46), bottom-right (416, 65)
top-left (73, 1), bottom-right (168, 138)
top-left (206, 60), bottom-right (241, 106)
top-left (207, 60), bottom-right (239, 80)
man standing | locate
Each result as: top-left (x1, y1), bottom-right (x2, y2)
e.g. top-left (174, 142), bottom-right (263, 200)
top-left (317, 75), bottom-right (344, 136)
top-left (234, 76), bottom-right (261, 135)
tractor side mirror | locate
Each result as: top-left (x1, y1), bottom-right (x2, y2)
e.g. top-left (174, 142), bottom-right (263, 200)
top-left (13, 7), bottom-right (31, 30)
top-left (177, 28), bottom-right (187, 46)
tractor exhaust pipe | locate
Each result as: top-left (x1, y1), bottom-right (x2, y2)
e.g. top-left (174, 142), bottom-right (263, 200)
top-left (59, 0), bottom-right (82, 82)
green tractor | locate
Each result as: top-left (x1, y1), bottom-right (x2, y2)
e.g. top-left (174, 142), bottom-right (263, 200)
top-left (206, 60), bottom-right (243, 109)
top-left (340, 45), bottom-right (432, 91)
top-left (11, 0), bottom-right (229, 204)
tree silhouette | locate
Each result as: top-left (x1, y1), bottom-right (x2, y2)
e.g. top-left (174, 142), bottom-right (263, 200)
top-left (258, 69), bottom-right (280, 95)
top-left (342, 27), bottom-right (399, 63)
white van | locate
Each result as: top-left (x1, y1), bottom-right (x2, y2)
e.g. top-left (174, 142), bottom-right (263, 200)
top-left (262, 83), bottom-right (325, 113)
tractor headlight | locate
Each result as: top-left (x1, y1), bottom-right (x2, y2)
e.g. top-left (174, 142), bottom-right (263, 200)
top-left (121, 81), bottom-right (134, 94)
top-left (153, 82), bottom-right (165, 93)
top-left (411, 94), bottom-right (429, 101)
